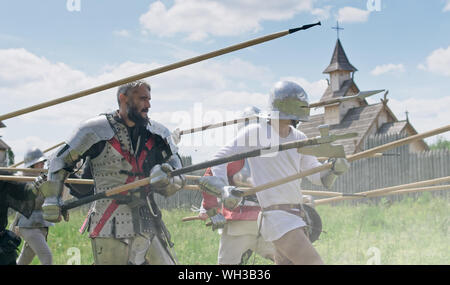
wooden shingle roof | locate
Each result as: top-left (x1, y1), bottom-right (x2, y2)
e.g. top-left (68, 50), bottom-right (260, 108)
top-left (378, 121), bottom-right (408, 135)
top-left (320, 79), bottom-right (359, 102)
top-left (323, 39), bottom-right (358, 74)
top-left (298, 103), bottom-right (384, 155)
top-left (0, 139), bottom-right (10, 150)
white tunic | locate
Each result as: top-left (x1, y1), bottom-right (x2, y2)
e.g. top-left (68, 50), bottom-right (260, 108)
top-left (211, 121), bottom-right (323, 241)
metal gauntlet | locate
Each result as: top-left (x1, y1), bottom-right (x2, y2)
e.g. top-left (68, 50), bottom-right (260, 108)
top-left (41, 170), bottom-right (68, 223)
top-left (320, 158), bottom-right (350, 189)
top-left (149, 163), bottom-right (185, 197)
top-left (198, 176), bottom-right (243, 210)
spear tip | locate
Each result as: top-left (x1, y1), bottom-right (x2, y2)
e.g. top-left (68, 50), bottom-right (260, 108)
top-left (289, 21), bottom-right (321, 34)
top-left (0, 121), bottom-right (5, 128)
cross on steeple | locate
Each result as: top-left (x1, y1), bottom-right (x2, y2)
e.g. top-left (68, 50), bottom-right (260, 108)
top-left (332, 21), bottom-right (344, 39)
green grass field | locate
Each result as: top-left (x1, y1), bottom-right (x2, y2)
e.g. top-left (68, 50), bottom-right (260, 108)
top-left (10, 192), bottom-right (449, 265)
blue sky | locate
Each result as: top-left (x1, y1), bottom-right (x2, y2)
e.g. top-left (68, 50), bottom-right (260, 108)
top-left (1, 0), bottom-right (449, 163)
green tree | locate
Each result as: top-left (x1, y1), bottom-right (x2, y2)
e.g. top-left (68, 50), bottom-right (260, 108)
top-left (7, 148), bottom-right (14, 165)
top-left (429, 136), bottom-right (450, 150)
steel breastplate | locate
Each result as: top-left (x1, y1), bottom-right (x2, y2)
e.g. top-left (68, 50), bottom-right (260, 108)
top-left (88, 117), bottom-right (139, 238)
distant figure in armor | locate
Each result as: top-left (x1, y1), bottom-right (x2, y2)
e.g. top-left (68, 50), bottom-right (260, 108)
top-left (40, 80), bottom-right (186, 265)
top-left (11, 148), bottom-right (54, 265)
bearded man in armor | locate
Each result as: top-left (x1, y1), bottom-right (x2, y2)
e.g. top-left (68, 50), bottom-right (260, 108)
top-left (40, 80), bottom-right (185, 265)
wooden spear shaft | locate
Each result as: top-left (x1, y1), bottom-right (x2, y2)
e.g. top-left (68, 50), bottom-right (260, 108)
top-left (0, 175), bottom-right (93, 185)
top-left (384, 185), bottom-right (450, 196)
top-left (314, 176), bottom-right (450, 205)
top-left (0, 167), bottom-right (46, 174)
top-left (183, 184), bottom-right (361, 197)
top-left (0, 23), bottom-right (320, 122)
top-left (240, 124), bottom-right (450, 197)
top-left (179, 115), bottom-right (259, 135)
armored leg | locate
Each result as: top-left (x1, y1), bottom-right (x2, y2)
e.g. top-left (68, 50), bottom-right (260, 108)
top-left (145, 235), bottom-right (177, 265)
top-left (91, 238), bottom-right (129, 265)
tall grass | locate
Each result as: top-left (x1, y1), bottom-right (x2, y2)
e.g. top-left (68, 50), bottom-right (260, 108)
top-left (9, 193), bottom-right (449, 265)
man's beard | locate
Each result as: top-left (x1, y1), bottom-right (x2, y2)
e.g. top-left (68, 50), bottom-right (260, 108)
top-left (127, 102), bottom-right (149, 127)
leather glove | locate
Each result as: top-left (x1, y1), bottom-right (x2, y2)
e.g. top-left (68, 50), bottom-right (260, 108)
top-left (210, 213), bottom-right (226, 231)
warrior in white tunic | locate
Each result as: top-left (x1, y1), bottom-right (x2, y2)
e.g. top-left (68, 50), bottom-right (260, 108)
top-left (199, 81), bottom-right (350, 265)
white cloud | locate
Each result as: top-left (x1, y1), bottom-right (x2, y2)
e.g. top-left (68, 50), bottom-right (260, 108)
top-left (444, 0), bottom-right (450, 12)
top-left (139, 0), bottom-right (313, 41)
top-left (337, 7), bottom-right (370, 23)
top-left (371, 63), bottom-right (405, 76)
top-left (311, 5), bottom-right (332, 21)
top-left (388, 96), bottom-right (450, 141)
top-left (113, 29), bottom-right (130, 37)
top-left (418, 46), bottom-right (450, 76)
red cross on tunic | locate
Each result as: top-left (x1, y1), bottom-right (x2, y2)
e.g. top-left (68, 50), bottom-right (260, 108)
top-left (87, 136), bottom-right (154, 238)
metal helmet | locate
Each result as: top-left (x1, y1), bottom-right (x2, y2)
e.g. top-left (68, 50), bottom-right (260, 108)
top-left (238, 106), bottom-right (261, 130)
top-left (259, 80), bottom-right (310, 121)
top-left (24, 147), bottom-right (47, 168)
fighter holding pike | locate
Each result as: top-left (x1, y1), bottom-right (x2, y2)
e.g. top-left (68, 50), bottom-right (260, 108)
top-left (197, 81), bottom-right (351, 265)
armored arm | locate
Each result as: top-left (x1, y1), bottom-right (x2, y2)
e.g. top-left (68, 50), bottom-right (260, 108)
top-left (147, 120), bottom-right (186, 197)
top-left (41, 115), bottom-right (114, 222)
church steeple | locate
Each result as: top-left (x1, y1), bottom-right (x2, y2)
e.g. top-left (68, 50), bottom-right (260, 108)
top-left (323, 39), bottom-right (357, 74)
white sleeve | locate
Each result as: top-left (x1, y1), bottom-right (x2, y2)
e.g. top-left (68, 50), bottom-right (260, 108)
top-left (300, 154), bottom-right (323, 186)
top-left (211, 127), bottom-right (256, 185)
top-left (295, 127), bottom-right (323, 185)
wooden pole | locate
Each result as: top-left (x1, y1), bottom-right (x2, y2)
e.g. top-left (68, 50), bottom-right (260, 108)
top-left (314, 176), bottom-right (450, 205)
top-left (384, 185), bottom-right (450, 196)
top-left (0, 175), bottom-right (93, 185)
top-left (241, 124), bottom-right (450, 197)
top-left (0, 167), bottom-right (46, 174)
top-left (181, 216), bottom-right (203, 222)
top-left (183, 183), bottom-right (359, 198)
top-left (179, 115), bottom-right (258, 135)
top-left (0, 23), bottom-right (320, 122)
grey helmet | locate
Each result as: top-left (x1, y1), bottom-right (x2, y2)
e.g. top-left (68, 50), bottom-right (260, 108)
top-left (24, 147), bottom-right (47, 168)
top-left (259, 80), bottom-right (310, 121)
